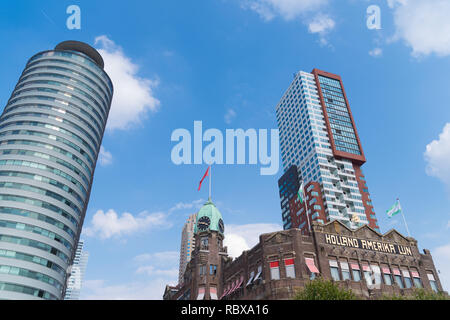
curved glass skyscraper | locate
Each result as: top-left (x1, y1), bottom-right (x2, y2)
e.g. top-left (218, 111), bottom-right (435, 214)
top-left (0, 41), bottom-right (113, 299)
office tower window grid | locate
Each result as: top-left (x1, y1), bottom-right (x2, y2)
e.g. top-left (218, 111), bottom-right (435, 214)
top-left (276, 70), bottom-right (379, 232)
top-left (317, 75), bottom-right (361, 156)
top-left (179, 213), bottom-right (197, 285)
top-left (0, 42), bottom-right (112, 300)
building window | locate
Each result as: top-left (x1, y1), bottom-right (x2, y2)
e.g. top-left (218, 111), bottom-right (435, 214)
top-left (201, 237), bottom-right (208, 250)
top-left (362, 263), bottom-right (372, 286)
top-left (402, 269), bottom-right (412, 288)
top-left (371, 264), bottom-right (382, 285)
top-left (393, 267), bottom-right (404, 289)
top-left (199, 265), bottom-right (206, 276)
top-left (329, 260), bottom-right (340, 281)
top-left (411, 269), bottom-right (422, 288)
top-left (350, 262), bottom-right (361, 281)
top-left (270, 261), bottom-right (280, 280)
top-left (340, 260), bottom-right (351, 280)
top-left (381, 266), bottom-right (392, 285)
top-left (210, 264), bottom-right (217, 276)
top-left (427, 272), bottom-right (438, 292)
top-left (284, 258), bottom-right (295, 278)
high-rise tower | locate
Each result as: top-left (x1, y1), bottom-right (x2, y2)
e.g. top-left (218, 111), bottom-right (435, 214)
top-left (64, 239), bottom-right (89, 300)
top-left (178, 213), bottom-right (196, 285)
top-left (276, 69), bottom-right (379, 232)
top-left (0, 41), bottom-right (113, 299)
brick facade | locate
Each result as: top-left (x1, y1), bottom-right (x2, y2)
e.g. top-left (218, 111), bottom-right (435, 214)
top-left (166, 220), bottom-right (445, 300)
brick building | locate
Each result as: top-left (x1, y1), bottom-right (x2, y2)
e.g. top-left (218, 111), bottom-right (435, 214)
top-left (164, 200), bottom-right (444, 300)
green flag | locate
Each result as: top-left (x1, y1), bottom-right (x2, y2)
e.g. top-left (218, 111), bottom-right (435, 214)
top-left (386, 199), bottom-right (401, 218)
top-left (297, 183), bottom-right (305, 204)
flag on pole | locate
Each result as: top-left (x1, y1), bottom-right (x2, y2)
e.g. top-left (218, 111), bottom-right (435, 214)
top-left (297, 182), bottom-right (305, 204)
top-left (198, 166), bottom-right (210, 191)
top-left (386, 199), bottom-right (401, 218)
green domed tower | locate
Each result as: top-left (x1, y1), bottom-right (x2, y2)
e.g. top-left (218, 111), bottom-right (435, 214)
top-left (194, 199), bottom-right (225, 235)
top-left (183, 198), bottom-right (227, 300)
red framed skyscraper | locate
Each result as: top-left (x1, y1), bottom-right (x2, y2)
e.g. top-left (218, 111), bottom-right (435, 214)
top-left (276, 69), bottom-right (379, 232)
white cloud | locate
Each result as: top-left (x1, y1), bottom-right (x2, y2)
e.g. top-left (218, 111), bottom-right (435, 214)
top-left (95, 35), bottom-right (160, 131)
top-left (388, 0), bottom-right (450, 57)
top-left (308, 13), bottom-right (335, 34)
top-left (83, 209), bottom-right (169, 239)
top-left (369, 47), bottom-right (383, 57)
top-left (243, 0), bottom-right (329, 21)
top-left (224, 108), bottom-right (237, 124)
top-left (83, 199), bottom-right (204, 240)
top-left (81, 278), bottom-right (173, 300)
top-left (307, 13), bottom-right (335, 45)
top-left (433, 243), bottom-right (450, 291)
top-left (81, 250), bottom-right (180, 300)
top-left (133, 251), bottom-right (179, 265)
top-left (135, 266), bottom-right (179, 278)
top-left (242, 1), bottom-right (334, 45)
top-left (168, 199), bottom-right (205, 214)
top-left (424, 123), bottom-right (450, 186)
top-left (224, 223), bottom-right (281, 258)
top-left (98, 146), bottom-right (113, 166)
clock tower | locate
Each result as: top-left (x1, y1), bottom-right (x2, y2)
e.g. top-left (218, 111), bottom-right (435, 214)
top-left (183, 198), bottom-right (228, 299)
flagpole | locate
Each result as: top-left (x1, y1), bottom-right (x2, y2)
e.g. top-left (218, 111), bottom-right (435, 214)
top-left (209, 164), bottom-right (212, 201)
top-left (398, 198), bottom-right (411, 237)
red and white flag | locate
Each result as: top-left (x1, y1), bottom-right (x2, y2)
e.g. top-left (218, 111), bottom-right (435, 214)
top-left (198, 166), bottom-right (210, 191)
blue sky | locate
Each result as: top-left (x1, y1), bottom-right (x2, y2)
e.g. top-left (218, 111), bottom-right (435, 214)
top-left (0, 0), bottom-right (449, 298)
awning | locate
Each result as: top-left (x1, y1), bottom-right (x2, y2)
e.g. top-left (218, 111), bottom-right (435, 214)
top-left (219, 287), bottom-right (229, 300)
top-left (350, 263), bottom-right (360, 270)
top-left (285, 258), bottom-right (295, 266)
top-left (227, 281), bottom-right (238, 296)
top-left (329, 260), bottom-right (338, 268)
top-left (362, 264), bottom-right (370, 272)
top-left (253, 270), bottom-right (262, 283)
top-left (210, 287), bottom-right (218, 300)
top-left (427, 273), bottom-right (435, 281)
top-left (270, 261), bottom-right (279, 268)
top-left (228, 279), bottom-right (242, 296)
top-left (228, 277), bottom-right (244, 296)
top-left (393, 268), bottom-right (401, 276)
top-left (197, 287), bottom-right (205, 300)
top-left (340, 261), bottom-right (349, 270)
top-left (246, 274), bottom-right (254, 287)
top-left (305, 258), bottom-right (319, 273)
top-left (382, 267), bottom-right (391, 274)
top-left (371, 265), bottom-right (381, 274)
top-left (411, 271), bottom-right (420, 278)
top-left (402, 270), bottom-right (411, 278)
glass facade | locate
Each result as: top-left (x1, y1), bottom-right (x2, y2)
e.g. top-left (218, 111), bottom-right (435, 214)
top-left (276, 70), bottom-right (378, 231)
top-left (317, 75), bottom-right (361, 156)
top-left (0, 42), bottom-right (113, 300)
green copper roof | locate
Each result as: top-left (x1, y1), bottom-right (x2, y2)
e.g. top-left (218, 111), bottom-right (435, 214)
top-left (194, 199), bottom-right (224, 235)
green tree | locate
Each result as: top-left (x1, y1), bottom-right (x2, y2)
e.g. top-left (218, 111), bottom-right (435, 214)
top-left (293, 277), bottom-right (358, 300)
